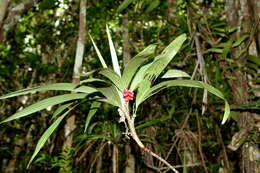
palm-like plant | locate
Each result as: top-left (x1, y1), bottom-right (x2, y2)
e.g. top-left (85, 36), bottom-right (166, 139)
top-left (0, 25), bottom-right (230, 172)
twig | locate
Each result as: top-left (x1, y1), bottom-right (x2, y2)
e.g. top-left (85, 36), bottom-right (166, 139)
top-left (164, 108), bottom-right (192, 162)
top-left (89, 141), bottom-right (107, 173)
top-left (215, 124), bottom-right (230, 170)
top-left (174, 162), bottom-right (201, 168)
top-left (144, 162), bottom-right (163, 173)
top-left (194, 32), bottom-right (208, 115)
top-left (77, 141), bottom-right (96, 163)
top-left (195, 110), bottom-right (208, 173)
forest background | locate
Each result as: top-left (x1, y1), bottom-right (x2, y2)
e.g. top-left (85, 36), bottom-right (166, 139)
top-left (0, 0), bottom-right (259, 173)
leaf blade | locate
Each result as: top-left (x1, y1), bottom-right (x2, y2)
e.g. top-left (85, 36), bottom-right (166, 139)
top-left (96, 86), bottom-right (122, 107)
top-left (129, 63), bottom-right (152, 91)
top-left (0, 93), bottom-right (87, 124)
top-left (135, 80), bottom-right (151, 111)
top-left (99, 69), bottom-right (124, 91)
top-left (84, 102), bottom-right (101, 133)
top-left (106, 25), bottom-right (121, 76)
top-left (52, 103), bottom-right (73, 120)
top-left (117, 0), bottom-right (133, 13)
top-left (89, 33), bottom-right (108, 68)
top-left (122, 44), bottom-right (156, 89)
top-left (0, 83), bottom-right (79, 100)
top-left (161, 69), bottom-right (191, 79)
top-left (145, 34), bottom-right (187, 81)
top-left (148, 80), bottom-right (230, 124)
top-left (27, 108), bottom-right (73, 168)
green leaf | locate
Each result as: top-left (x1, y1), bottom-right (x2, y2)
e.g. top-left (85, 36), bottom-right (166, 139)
top-left (144, 34), bottom-right (187, 81)
top-left (148, 80), bottom-right (230, 124)
top-left (247, 62), bottom-right (259, 72)
top-left (122, 44), bottom-right (156, 89)
top-left (73, 86), bottom-right (98, 94)
top-left (106, 25), bottom-right (121, 76)
top-left (228, 26), bottom-right (238, 33)
top-left (89, 33), bottom-right (108, 68)
top-left (250, 88), bottom-right (260, 93)
top-left (97, 86), bottom-right (121, 107)
top-left (129, 63), bottom-right (152, 91)
top-left (80, 69), bottom-right (97, 77)
top-left (99, 69), bottom-right (124, 91)
top-left (161, 69), bottom-right (190, 79)
top-left (135, 79), bottom-right (151, 111)
top-left (117, 0), bottom-right (133, 12)
top-left (207, 48), bottom-right (223, 53)
top-left (0, 93), bottom-right (87, 124)
top-left (52, 103), bottom-right (73, 120)
top-left (247, 55), bottom-right (260, 66)
top-left (236, 48), bottom-right (247, 58)
top-left (229, 111), bottom-right (238, 121)
top-left (80, 78), bottom-right (106, 85)
top-left (136, 117), bottom-right (168, 130)
top-left (145, 0), bottom-right (160, 13)
top-left (222, 39), bottom-right (233, 59)
top-left (233, 34), bottom-right (249, 47)
top-left (0, 83), bottom-right (78, 100)
top-left (214, 27), bottom-right (225, 33)
top-left (84, 102), bottom-right (101, 133)
top-left (27, 108), bottom-right (73, 168)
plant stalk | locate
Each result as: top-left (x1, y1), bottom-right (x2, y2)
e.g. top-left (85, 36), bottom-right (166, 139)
top-left (121, 103), bottom-right (179, 173)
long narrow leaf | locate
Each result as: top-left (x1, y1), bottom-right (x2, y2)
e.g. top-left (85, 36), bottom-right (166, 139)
top-left (99, 69), bottom-right (124, 91)
top-left (117, 0), bottom-right (133, 12)
top-left (0, 93), bottom-right (87, 123)
top-left (0, 83), bottom-right (79, 100)
top-left (27, 108), bottom-right (74, 168)
top-left (84, 102), bottom-right (101, 133)
top-left (80, 78), bottom-right (106, 84)
top-left (145, 0), bottom-right (160, 13)
top-left (147, 80), bottom-right (230, 124)
top-left (145, 34), bottom-right (187, 80)
top-left (161, 69), bottom-right (191, 78)
top-left (52, 103), bottom-right (73, 120)
top-left (73, 86), bottom-right (98, 94)
top-left (89, 33), bottom-right (108, 68)
top-left (122, 44), bottom-right (156, 89)
top-left (129, 63), bottom-right (152, 91)
top-left (135, 80), bottom-right (151, 111)
top-left (97, 86), bottom-right (122, 107)
top-left (106, 25), bottom-right (121, 76)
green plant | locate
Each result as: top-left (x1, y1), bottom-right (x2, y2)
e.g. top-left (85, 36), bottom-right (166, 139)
top-left (34, 147), bottom-right (74, 173)
top-left (0, 25), bottom-right (230, 172)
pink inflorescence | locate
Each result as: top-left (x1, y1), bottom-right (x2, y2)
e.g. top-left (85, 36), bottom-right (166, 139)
top-left (123, 88), bottom-right (134, 101)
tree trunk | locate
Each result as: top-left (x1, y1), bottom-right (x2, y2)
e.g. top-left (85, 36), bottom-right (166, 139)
top-left (125, 144), bottom-right (135, 173)
top-left (248, 0), bottom-right (260, 51)
top-left (0, 0), bottom-right (9, 27)
top-left (167, 0), bottom-right (177, 35)
top-left (63, 0), bottom-right (86, 148)
top-left (0, 0), bottom-right (38, 42)
top-left (224, 1), bottom-right (260, 172)
top-left (123, 12), bottom-right (130, 66)
top-left (112, 144), bottom-right (119, 173)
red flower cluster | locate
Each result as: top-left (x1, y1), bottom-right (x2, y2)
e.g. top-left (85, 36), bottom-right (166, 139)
top-left (123, 88), bottom-right (134, 101)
